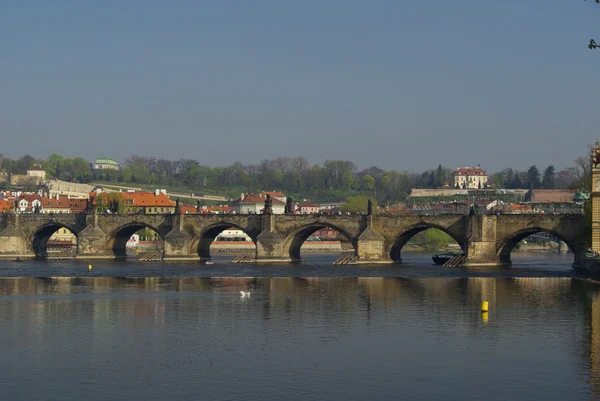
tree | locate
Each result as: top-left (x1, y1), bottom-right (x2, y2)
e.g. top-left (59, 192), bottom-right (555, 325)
top-left (434, 164), bottom-right (445, 188)
top-left (541, 165), bottom-right (555, 189)
top-left (43, 153), bottom-right (64, 178)
top-left (94, 192), bottom-right (125, 214)
top-left (526, 166), bottom-right (541, 189)
top-left (340, 195), bottom-right (378, 214)
top-left (555, 168), bottom-right (579, 189)
top-left (572, 145), bottom-right (593, 191)
top-left (361, 174), bottom-right (375, 191)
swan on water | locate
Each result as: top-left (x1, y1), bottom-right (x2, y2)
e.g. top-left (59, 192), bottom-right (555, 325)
top-left (240, 291), bottom-right (251, 298)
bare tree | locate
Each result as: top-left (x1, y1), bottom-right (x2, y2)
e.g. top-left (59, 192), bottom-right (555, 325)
top-left (571, 144), bottom-right (593, 191)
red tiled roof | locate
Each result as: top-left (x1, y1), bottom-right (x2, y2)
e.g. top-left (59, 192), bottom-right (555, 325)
top-left (122, 192), bottom-right (175, 207)
top-left (239, 194), bottom-right (285, 205)
top-left (69, 199), bottom-right (88, 213)
top-left (41, 196), bottom-right (70, 209)
top-left (454, 167), bottom-right (487, 176)
top-left (299, 200), bottom-right (319, 208)
top-left (27, 166), bottom-right (44, 171)
top-left (0, 199), bottom-right (12, 212)
top-left (264, 191), bottom-right (286, 197)
top-left (19, 194), bottom-right (40, 202)
top-left (528, 190), bottom-right (575, 203)
top-left (180, 205), bottom-right (197, 214)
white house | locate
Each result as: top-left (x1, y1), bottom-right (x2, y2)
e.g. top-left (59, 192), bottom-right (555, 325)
top-left (263, 191), bottom-right (287, 204)
top-left (232, 193), bottom-right (285, 214)
top-left (18, 194), bottom-right (41, 213)
top-left (453, 166), bottom-right (488, 189)
top-left (26, 166), bottom-right (46, 180)
top-left (297, 200), bottom-right (320, 214)
top-left (216, 228), bottom-right (253, 242)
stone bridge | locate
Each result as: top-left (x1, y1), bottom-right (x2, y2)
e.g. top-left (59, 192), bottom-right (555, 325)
top-left (0, 212), bottom-right (585, 266)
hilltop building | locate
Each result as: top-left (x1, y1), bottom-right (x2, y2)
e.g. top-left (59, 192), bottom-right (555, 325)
top-left (26, 166), bottom-right (46, 180)
top-left (94, 158), bottom-right (120, 171)
top-left (453, 166), bottom-right (488, 189)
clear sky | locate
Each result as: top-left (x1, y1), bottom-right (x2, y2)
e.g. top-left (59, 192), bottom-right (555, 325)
top-left (1, 0), bottom-right (599, 172)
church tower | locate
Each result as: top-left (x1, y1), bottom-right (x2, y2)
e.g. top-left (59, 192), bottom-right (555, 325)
top-left (591, 139), bottom-right (600, 252)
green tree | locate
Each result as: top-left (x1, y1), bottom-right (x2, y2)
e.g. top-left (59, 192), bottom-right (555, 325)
top-left (526, 166), bottom-right (541, 189)
top-left (340, 195), bottom-right (378, 213)
top-left (361, 174), bottom-right (375, 191)
top-left (423, 229), bottom-right (455, 250)
top-left (43, 153), bottom-right (64, 178)
top-left (541, 165), bottom-right (555, 189)
top-left (94, 192), bottom-right (125, 214)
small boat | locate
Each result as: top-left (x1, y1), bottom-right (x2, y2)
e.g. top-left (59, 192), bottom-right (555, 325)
top-left (432, 252), bottom-right (463, 265)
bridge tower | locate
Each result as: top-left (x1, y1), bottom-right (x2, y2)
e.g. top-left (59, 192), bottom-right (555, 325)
top-left (592, 139), bottom-right (600, 253)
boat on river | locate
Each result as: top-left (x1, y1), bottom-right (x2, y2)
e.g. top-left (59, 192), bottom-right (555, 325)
top-left (432, 252), bottom-right (463, 265)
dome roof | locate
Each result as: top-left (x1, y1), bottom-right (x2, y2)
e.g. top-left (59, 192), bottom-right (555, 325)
top-left (95, 158), bottom-right (119, 165)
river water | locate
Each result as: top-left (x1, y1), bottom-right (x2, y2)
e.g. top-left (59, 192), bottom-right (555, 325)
top-left (1, 252), bottom-right (599, 401)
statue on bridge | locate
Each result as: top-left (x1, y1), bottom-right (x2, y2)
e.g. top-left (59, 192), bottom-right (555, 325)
top-left (284, 197), bottom-right (293, 215)
top-left (175, 198), bottom-right (180, 214)
top-left (196, 200), bottom-right (201, 214)
top-left (367, 198), bottom-right (373, 216)
top-left (264, 194), bottom-right (273, 215)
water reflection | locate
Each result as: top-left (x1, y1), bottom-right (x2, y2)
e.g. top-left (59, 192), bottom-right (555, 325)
top-left (0, 277), bottom-right (599, 400)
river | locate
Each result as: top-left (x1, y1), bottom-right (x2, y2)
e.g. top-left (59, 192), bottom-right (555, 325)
top-left (0, 252), bottom-right (598, 400)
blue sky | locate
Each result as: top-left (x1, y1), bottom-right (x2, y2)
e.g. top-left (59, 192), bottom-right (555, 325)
top-left (1, 1), bottom-right (599, 172)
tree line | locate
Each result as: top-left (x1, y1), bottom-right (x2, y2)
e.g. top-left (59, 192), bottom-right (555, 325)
top-left (0, 152), bottom-right (588, 202)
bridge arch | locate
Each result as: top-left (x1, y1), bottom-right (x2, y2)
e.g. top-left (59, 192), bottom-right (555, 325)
top-left (32, 222), bottom-right (79, 259)
top-left (496, 227), bottom-right (577, 266)
top-left (389, 223), bottom-right (465, 263)
top-left (192, 222), bottom-right (256, 261)
top-left (108, 222), bottom-right (164, 259)
top-left (282, 222), bottom-right (357, 262)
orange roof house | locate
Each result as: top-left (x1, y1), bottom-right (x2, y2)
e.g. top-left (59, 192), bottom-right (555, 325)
top-left (0, 199), bottom-right (12, 213)
top-left (41, 196), bottom-right (71, 213)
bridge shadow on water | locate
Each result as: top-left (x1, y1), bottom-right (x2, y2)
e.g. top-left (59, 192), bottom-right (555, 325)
top-left (0, 251), bottom-right (583, 279)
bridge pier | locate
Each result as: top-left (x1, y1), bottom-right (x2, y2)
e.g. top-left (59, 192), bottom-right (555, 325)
top-left (255, 215), bottom-right (291, 263)
top-left (0, 214), bottom-right (35, 259)
top-left (356, 217), bottom-right (392, 264)
top-left (76, 214), bottom-right (111, 259)
top-left (163, 214), bottom-right (198, 261)
top-left (465, 214), bottom-right (502, 266)
top-left (465, 241), bottom-right (502, 266)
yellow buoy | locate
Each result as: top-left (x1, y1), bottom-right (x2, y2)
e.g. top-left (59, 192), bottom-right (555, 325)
top-left (481, 301), bottom-right (489, 312)
top-left (88, 264), bottom-right (92, 271)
